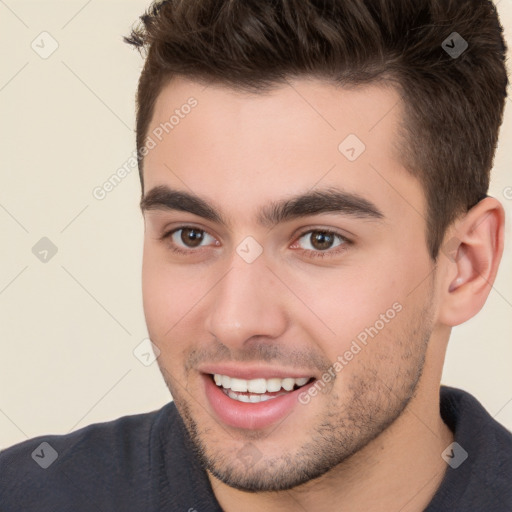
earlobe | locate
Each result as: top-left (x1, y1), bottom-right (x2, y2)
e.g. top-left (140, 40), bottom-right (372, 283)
top-left (438, 197), bottom-right (505, 326)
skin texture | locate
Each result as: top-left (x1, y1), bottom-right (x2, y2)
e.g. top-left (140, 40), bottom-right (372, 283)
top-left (140, 77), bottom-right (504, 511)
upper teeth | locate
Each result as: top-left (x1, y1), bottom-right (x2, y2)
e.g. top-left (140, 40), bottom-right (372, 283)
top-left (213, 374), bottom-right (310, 393)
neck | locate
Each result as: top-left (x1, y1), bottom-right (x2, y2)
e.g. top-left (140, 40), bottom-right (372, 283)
top-left (208, 379), bottom-right (454, 512)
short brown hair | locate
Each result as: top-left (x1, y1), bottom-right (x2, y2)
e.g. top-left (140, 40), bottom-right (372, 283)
top-left (124, 0), bottom-right (508, 259)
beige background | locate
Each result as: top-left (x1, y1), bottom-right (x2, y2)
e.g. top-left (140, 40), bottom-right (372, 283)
top-left (1, 0), bottom-right (511, 449)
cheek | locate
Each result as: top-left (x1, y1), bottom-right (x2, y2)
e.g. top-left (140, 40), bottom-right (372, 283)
top-left (142, 249), bottom-right (184, 334)
top-left (141, 247), bottom-right (213, 342)
top-left (291, 255), bottom-right (420, 359)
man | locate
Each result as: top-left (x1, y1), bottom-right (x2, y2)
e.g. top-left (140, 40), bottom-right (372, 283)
top-left (1, 0), bottom-right (511, 510)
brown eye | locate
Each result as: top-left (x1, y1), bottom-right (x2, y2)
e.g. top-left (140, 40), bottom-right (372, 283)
top-left (179, 228), bottom-right (205, 247)
top-left (309, 231), bottom-right (335, 250)
top-left (167, 227), bottom-right (216, 251)
top-left (298, 230), bottom-right (344, 251)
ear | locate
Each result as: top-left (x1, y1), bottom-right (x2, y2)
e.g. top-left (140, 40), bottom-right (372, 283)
top-left (437, 197), bottom-right (505, 326)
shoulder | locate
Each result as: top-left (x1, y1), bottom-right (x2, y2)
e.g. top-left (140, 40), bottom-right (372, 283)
top-left (0, 402), bottom-right (174, 512)
top-left (427, 386), bottom-right (512, 511)
top-left (440, 385), bottom-right (512, 457)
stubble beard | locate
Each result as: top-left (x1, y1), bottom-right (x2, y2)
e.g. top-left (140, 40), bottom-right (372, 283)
top-left (157, 299), bottom-right (434, 492)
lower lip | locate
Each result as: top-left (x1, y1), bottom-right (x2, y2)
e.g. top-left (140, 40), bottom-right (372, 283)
top-left (203, 374), bottom-right (315, 430)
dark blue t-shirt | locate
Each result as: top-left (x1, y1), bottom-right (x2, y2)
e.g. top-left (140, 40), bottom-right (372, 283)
top-left (1, 386), bottom-right (511, 511)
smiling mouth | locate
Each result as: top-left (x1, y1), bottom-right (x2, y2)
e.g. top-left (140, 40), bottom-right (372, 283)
top-left (211, 373), bottom-right (315, 403)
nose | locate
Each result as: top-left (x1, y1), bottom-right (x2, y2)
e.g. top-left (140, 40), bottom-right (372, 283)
top-left (205, 252), bottom-right (289, 350)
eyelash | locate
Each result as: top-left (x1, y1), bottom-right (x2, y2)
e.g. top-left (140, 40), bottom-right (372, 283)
top-left (160, 226), bottom-right (351, 259)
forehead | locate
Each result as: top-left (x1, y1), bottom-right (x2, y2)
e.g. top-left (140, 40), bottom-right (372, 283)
top-left (143, 77), bottom-right (425, 225)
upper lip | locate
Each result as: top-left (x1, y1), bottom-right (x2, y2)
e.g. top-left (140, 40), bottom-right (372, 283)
top-left (198, 363), bottom-right (317, 381)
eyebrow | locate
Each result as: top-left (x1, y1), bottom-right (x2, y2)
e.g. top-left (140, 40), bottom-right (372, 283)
top-left (140, 184), bottom-right (384, 228)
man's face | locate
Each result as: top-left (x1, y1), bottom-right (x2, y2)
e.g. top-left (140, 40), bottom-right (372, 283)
top-left (141, 77), bottom-right (437, 491)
